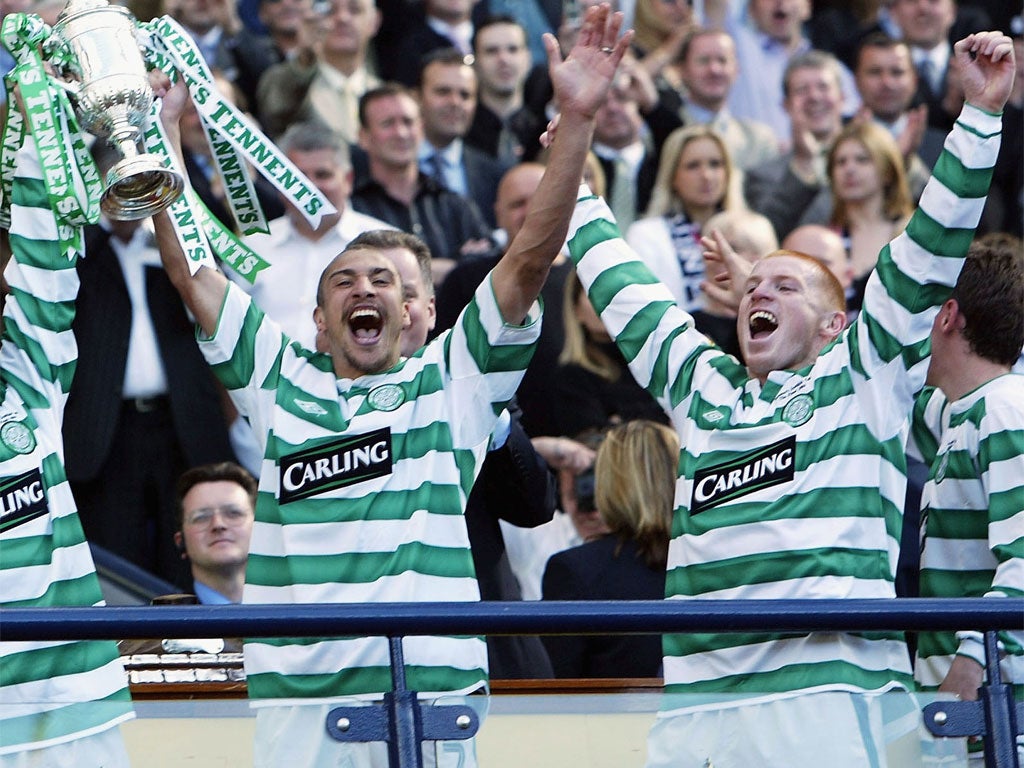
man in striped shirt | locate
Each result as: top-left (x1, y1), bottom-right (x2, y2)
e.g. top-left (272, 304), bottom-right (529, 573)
top-left (0, 142), bottom-right (133, 761)
top-left (911, 233), bottom-right (1023, 759)
top-left (153, 7), bottom-right (632, 765)
top-left (560, 30), bottom-right (1014, 768)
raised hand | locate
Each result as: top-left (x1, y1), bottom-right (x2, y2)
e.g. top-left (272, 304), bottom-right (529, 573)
top-left (149, 69), bottom-right (189, 132)
top-left (542, 4), bottom-right (632, 122)
top-left (896, 104), bottom-right (928, 160)
top-left (699, 229), bottom-right (752, 313)
top-left (955, 31), bottom-right (1015, 115)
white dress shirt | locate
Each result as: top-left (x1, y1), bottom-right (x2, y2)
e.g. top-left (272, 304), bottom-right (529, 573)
top-left (109, 220), bottom-right (169, 398)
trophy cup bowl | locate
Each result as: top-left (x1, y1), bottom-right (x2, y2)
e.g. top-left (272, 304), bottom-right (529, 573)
top-left (50, 0), bottom-right (183, 220)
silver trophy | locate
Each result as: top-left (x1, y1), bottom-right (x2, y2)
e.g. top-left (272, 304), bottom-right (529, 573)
top-left (47, 0), bottom-right (182, 220)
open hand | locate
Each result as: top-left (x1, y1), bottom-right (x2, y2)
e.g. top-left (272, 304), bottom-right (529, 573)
top-left (542, 4), bottom-right (632, 122)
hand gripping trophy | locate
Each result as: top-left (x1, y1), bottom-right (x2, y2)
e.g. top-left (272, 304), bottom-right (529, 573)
top-left (44, 0), bottom-right (183, 220)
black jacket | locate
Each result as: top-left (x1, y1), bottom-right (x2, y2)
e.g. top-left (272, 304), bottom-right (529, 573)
top-left (63, 226), bottom-right (236, 482)
top-left (350, 174), bottom-right (493, 263)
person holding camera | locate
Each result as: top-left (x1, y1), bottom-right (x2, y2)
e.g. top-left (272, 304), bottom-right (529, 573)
top-left (540, 420), bottom-right (679, 678)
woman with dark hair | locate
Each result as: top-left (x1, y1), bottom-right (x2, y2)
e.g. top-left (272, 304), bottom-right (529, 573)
top-left (549, 268), bottom-right (669, 438)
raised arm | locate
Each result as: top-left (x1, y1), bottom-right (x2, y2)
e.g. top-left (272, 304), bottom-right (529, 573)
top-left (856, 33), bottom-right (1013, 390)
top-left (956, 32), bottom-right (1015, 116)
top-left (490, 5), bottom-right (631, 325)
top-left (150, 75), bottom-right (232, 338)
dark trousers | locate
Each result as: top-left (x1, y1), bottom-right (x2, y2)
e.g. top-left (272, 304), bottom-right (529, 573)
top-left (72, 398), bottom-right (191, 589)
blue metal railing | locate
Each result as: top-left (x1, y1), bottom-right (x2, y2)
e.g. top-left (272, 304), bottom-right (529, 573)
top-left (3, 598), bottom-right (1022, 768)
top-left (2, 597), bottom-right (1022, 640)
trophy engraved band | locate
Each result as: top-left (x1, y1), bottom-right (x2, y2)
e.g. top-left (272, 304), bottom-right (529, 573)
top-left (48, 0), bottom-right (183, 220)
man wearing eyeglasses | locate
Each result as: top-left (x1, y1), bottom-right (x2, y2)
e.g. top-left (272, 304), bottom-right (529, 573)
top-left (173, 462), bottom-right (257, 604)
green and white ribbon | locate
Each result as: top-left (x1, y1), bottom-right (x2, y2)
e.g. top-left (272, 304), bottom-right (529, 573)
top-left (3, 10), bottom-right (334, 286)
top-left (0, 13), bottom-right (101, 260)
top-left (141, 107), bottom-right (220, 275)
top-left (142, 103), bottom-right (270, 280)
top-left (141, 16), bottom-right (336, 230)
top-left (139, 21), bottom-right (271, 239)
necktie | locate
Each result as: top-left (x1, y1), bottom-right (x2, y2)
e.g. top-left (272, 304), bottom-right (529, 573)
top-left (496, 123), bottom-right (520, 165)
top-left (427, 153), bottom-right (446, 188)
top-left (608, 156), bottom-right (636, 231)
top-left (338, 78), bottom-right (359, 145)
top-left (918, 59), bottom-right (939, 95)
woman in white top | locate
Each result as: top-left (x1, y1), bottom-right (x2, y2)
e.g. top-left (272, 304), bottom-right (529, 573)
top-left (625, 124), bottom-right (745, 311)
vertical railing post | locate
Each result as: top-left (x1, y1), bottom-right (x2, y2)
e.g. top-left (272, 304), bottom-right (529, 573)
top-left (385, 635), bottom-right (425, 768)
top-left (978, 631), bottom-right (1021, 768)
top-left (325, 633), bottom-right (477, 767)
top-left (923, 630), bottom-right (1022, 768)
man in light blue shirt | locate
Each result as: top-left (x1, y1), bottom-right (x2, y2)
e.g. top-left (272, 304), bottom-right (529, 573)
top-left (174, 462), bottom-right (256, 604)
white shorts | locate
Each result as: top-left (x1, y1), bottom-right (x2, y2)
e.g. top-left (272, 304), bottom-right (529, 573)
top-left (644, 691), bottom-right (915, 768)
top-left (0, 726), bottom-right (131, 768)
top-left (253, 697), bottom-right (485, 768)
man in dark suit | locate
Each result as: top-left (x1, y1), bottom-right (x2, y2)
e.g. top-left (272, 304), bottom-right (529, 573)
top-left (888, 0), bottom-right (990, 131)
top-left (351, 83), bottom-right (494, 288)
top-left (591, 75), bottom-right (658, 232)
top-left (63, 143), bottom-right (238, 588)
top-left (374, 0), bottom-right (476, 86)
top-left (165, 0), bottom-right (281, 114)
top-left (466, 16), bottom-right (546, 165)
top-left (416, 48), bottom-right (509, 229)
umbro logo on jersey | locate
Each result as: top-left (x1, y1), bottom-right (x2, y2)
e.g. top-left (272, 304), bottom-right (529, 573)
top-left (0, 468), bottom-right (48, 533)
top-left (279, 428), bottom-right (392, 504)
top-left (294, 399), bottom-right (329, 416)
top-left (690, 436), bottom-right (796, 514)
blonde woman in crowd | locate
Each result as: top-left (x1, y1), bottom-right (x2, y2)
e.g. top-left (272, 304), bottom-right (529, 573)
top-left (541, 420), bottom-right (680, 678)
top-left (827, 120), bottom-right (914, 315)
top-left (626, 124), bottom-right (745, 312)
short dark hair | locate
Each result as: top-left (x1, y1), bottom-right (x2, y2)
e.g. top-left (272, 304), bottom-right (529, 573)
top-left (418, 47), bottom-right (473, 88)
top-left (951, 233), bottom-right (1024, 366)
top-left (316, 230), bottom-right (433, 306)
top-left (471, 14), bottom-right (524, 53)
top-left (176, 462), bottom-right (257, 529)
top-left (679, 27), bottom-right (731, 64)
top-left (358, 82), bottom-right (415, 129)
top-left (855, 32), bottom-right (912, 72)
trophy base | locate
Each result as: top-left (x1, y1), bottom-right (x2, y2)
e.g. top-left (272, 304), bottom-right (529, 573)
top-left (102, 157), bottom-right (184, 221)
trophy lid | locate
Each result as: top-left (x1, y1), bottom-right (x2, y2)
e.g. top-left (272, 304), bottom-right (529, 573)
top-left (56, 0), bottom-right (131, 25)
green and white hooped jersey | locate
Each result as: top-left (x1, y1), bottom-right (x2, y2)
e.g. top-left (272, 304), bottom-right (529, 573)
top-left (199, 277), bottom-right (540, 703)
top-left (911, 378), bottom-right (1024, 692)
top-left (0, 145), bottom-right (133, 755)
top-left (566, 105), bottom-right (1001, 705)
